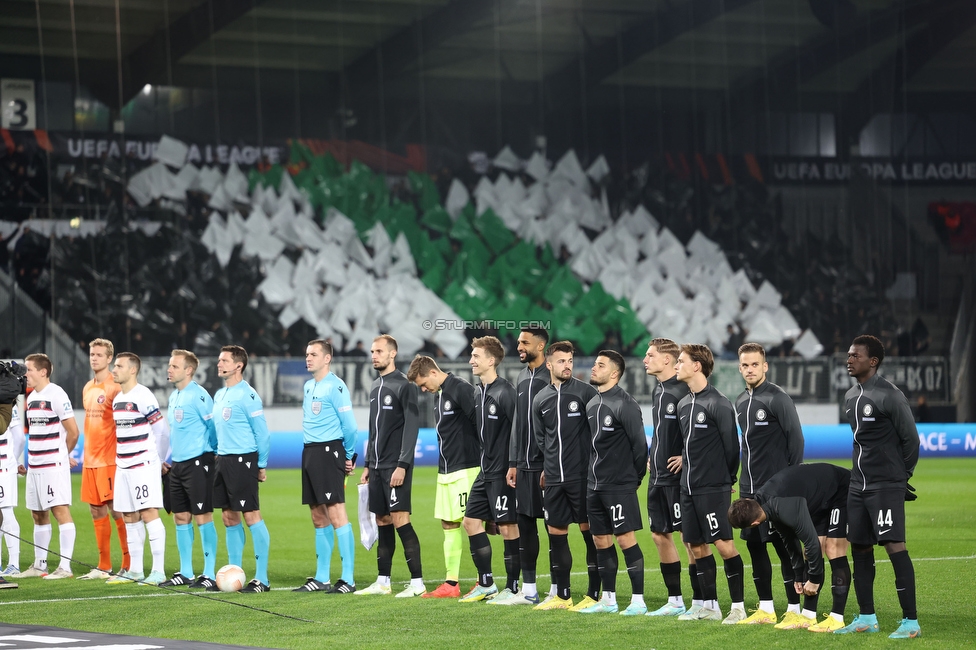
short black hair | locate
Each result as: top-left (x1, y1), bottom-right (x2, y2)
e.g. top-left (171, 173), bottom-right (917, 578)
top-left (598, 349), bottom-right (626, 376)
top-left (852, 334), bottom-right (885, 366)
top-left (520, 327), bottom-right (549, 344)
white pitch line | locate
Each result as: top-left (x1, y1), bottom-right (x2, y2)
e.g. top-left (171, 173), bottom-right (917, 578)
top-left (2, 555), bottom-right (972, 607)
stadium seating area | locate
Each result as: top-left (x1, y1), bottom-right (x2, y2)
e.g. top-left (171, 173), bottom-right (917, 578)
top-left (1, 136), bottom-right (901, 358)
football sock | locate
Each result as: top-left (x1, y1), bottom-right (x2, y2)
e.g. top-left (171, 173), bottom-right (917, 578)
top-left (829, 556), bottom-right (851, 616)
top-left (57, 522), bottom-right (75, 571)
top-left (443, 526), bottom-right (463, 582)
top-left (503, 538), bottom-right (521, 593)
top-left (759, 599), bottom-right (775, 614)
top-left (889, 550), bottom-right (917, 620)
top-left (688, 563), bottom-right (703, 603)
top-left (314, 525), bottom-right (334, 583)
top-left (622, 544), bottom-right (644, 596)
top-left (335, 523), bottom-right (355, 585)
top-left (93, 515), bottom-right (112, 571)
top-left (852, 546), bottom-right (876, 615)
top-left (396, 523), bottom-right (424, 580)
top-left (596, 546), bottom-right (618, 595)
top-left (771, 534), bottom-right (800, 606)
top-left (34, 523), bottom-right (52, 570)
top-left (603, 590), bottom-right (617, 606)
top-left (549, 533), bottom-right (572, 600)
top-left (225, 523), bottom-right (245, 568)
top-left (661, 561), bottom-right (682, 598)
top-left (581, 529), bottom-right (601, 599)
top-left (803, 585), bottom-right (821, 614)
top-left (115, 516), bottom-right (130, 571)
top-left (746, 540), bottom-right (773, 601)
top-left (724, 554), bottom-right (744, 604)
top-left (377, 523), bottom-right (395, 579)
top-left (704, 599), bottom-right (719, 611)
top-left (517, 515), bottom-right (538, 583)
top-left (176, 523), bottom-right (195, 578)
top-left (696, 554), bottom-right (718, 602)
top-left (249, 519), bottom-right (271, 586)
top-left (1, 506), bottom-right (20, 569)
top-left (200, 521), bottom-right (218, 578)
top-left (146, 518), bottom-right (166, 576)
top-left (125, 521), bottom-right (145, 575)
top-left (468, 532), bottom-right (493, 587)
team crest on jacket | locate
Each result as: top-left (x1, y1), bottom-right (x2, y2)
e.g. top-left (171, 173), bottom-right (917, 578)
top-left (756, 409), bottom-right (767, 421)
top-left (444, 400), bottom-right (452, 411)
top-left (222, 407), bottom-right (232, 421)
top-left (603, 415), bottom-right (612, 426)
top-left (488, 404), bottom-right (496, 415)
top-left (666, 403), bottom-right (675, 414)
top-left (383, 395), bottom-right (392, 406)
top-left (569, 401), bottom-right (579, 412)
top-left (696, 412), bottom-right (706, 423)
top-left (97, 395), bottom-right (106, 404)
top-left (174, 408), bottom-right (184, 423)
top-left (311, 400), bottom-right (322, 415)
top-left (863, 404), bottom-right (873, 416)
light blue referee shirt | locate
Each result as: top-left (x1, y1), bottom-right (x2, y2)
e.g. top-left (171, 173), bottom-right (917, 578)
top-left (167, 381), bottom-right (217, 463)
top-left (303, 372), bottom-right (357, 459)
top-left (213, 380), bottom-right (271, 468)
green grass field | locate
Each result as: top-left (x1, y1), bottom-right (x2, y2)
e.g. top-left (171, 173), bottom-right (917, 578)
top-left (0, 458), bottom-right (973, 648)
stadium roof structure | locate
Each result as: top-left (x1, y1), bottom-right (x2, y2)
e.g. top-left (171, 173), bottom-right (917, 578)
top-left (1, 0), bottom-right (974, 134)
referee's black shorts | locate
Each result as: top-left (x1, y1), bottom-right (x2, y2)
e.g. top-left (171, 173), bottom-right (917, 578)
top-left (301, 442), bottom-right (348, 506)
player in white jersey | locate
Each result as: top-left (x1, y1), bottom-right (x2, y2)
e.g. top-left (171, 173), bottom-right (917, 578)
top-left (0, 401), bottom-right (25, 585)
top-left (13, 354), bottom-right (79, 580)
top-left (104, 353), bottom-right (171, 586)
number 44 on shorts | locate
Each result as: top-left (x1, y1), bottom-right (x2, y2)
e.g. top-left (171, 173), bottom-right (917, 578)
top-left (877, 509), bottom-right (893, 527)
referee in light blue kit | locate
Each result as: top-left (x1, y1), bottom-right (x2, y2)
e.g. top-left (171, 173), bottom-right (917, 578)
top-left (293, 339), bottom-right (359, 593)
top-left (212, 345), bottom-right (272, 593)
top-left (160, 349), bottom-right (219, 590)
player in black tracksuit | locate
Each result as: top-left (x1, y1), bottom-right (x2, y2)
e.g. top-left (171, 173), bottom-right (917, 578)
top-left (674, 344), bottom-right (744, 622)
top-left (504, 327), bottom-right (551, 604)
top-left (838, 335), bottom-right (920, 638)
top-left (461, 336), bottom-right (519, 601)
top-left (729, 463), bottom-right (853, 631)
top-left (530, 340), bottom-right (599, 608)
top-left (407, 356), bottom-right (480, 597)
top-left (734, 343), bottom-right (805, 624)
top-left (581, 351), bottom-right (648, 615)
top-left (643, 338), bottom-right (696, 616)
top-left (359, 336), bottom-right (425, 596)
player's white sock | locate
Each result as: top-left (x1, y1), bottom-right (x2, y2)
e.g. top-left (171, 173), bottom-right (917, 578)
top-left (378, 575), bottom-right (391, 587)
top-left (692, 599), bottom-right (704, 607)
top-left (1, 506), bottom-right (20, 569)
top-left (731, 601), bottom-right (745, 613)
top-left (787, 603), bottom-right (801, 614)
top-left (630, 594), bottom-right (645, 607)
top-left (602, 591), bottom-right (617, 606)
top-left (802, 608), bottom-right (816, 619)
top-left (146, 519), bottom-right (166, 576)
top-left (410, 578), bottom-right (424, 589)
top-left (830, 612), bottom-right (844, 622)
top-left (704, 599), bottom-right (719, 611)
top-left (57, 523), bottom-right (75, 571)
top-left (669, 595), bottom-right (684, 607)
top-left (522, 582), bottom-right (537, 598)
top-left (759, 599), bottom-right (775, 613)
top-left (34, 523), bottom-right (52, 571)
top-left (125, 521), bottom-right (146, 575)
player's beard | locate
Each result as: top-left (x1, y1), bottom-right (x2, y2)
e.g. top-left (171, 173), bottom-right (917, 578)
top-left (521, 351), bottom-right (537, 365)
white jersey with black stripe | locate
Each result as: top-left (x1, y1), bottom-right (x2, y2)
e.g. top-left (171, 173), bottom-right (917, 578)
top-left (26, 383), bottom-right (74, 470)
top-left (113, 384), bottom-right (165, 468)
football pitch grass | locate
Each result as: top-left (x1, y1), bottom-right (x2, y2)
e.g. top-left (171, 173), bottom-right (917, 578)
top-left (0, 458), bottom-right (972, 649)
